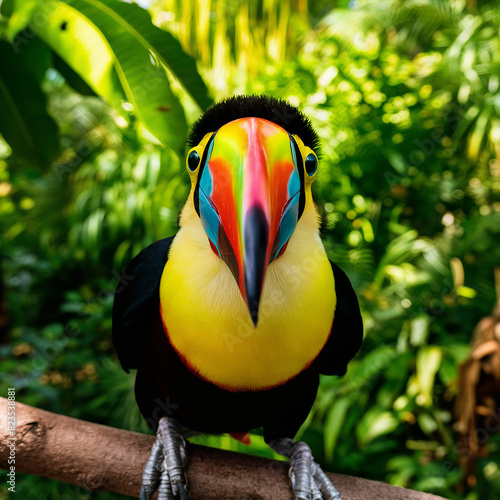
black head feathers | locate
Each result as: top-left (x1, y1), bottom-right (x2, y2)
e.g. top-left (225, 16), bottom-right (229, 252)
top-left (187, 95), bottom-right (321, 156)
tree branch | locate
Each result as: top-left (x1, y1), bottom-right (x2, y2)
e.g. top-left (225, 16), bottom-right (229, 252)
top-left (0, 398), bottom-right (446, 499)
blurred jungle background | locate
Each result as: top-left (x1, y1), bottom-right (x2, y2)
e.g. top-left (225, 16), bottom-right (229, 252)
top-left (1, 0), bottom-right (500, 498)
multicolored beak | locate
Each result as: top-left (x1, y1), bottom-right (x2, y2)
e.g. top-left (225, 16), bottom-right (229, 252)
top-left (193, 117), bottom-right (303, 326)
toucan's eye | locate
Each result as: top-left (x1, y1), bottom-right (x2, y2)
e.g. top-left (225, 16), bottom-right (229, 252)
top-left (188, 150), bottom-right (200, 171)
top-left (305, 153), bottom-right (318, 176)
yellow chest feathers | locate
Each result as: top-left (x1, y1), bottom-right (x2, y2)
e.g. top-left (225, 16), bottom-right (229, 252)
top-left (159, 201), bottom-right (336, 391)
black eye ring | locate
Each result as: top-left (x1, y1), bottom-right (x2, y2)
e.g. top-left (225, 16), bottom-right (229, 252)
top-left (188, 150), bottom-right (200, 171)
top-left (305, 153), bottom-right (318, 176)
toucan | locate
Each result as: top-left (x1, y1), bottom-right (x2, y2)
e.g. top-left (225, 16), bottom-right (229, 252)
top-left (112, 95), bottom-right (363, 500)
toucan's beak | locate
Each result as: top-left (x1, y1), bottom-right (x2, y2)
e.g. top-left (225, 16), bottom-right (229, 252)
top-left (196, 117), bottom-right (302, 326)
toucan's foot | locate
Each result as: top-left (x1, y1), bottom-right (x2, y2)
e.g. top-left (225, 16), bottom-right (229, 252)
top-left (268, 438), bottom-right (342, 500)
top-left (140, 417), bottom-right (189, 500)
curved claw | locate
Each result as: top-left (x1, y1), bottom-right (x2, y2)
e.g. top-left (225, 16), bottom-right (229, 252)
top-left (177, 483), bottom-right (189, 500)
top-left (310, 477), bottom-right (322, 500)
top-left (141, 417), bottom-right (189, 500)
top-left (268, 438), bottom-right (342, 500)
top-left (140, 486), bottom-right (155, 500)
top-left (312, 463), bottom-right (341, 500)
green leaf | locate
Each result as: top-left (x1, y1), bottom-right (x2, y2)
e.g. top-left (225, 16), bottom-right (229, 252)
top-left (0, 0), bottom-right (15, 17)
top-left (409, 315), bottom-right (430, 347)
top-left (324, 397), bottom-right (352, 461)
top-left (5, 0), bottom-right (38, 40)
top-left (417, 411), bottom-right (438, 435)
top-left (72, 0), bottom-right (189, 147)
top-left (341, 344), bottom-right (398, 394)
top-left (468, 106), bottom-right (492, 160)
top-left (415, 346), bottom-right (442, 407)
top-left (52, 51), bottom-right (96, 96)
top-left (106, 0), bottom-right (212, 111)
top-left (38, 0), bottom-right (189, 152)
top-left (438, 356), bottom-right (457, 386)
top-left (0, 40), bottom-right (59, 167)
top-left (356, 408), bottom-right (399, 446)
top-left (33, 1), bottom-right (123, 111)
top-left (456, 285), bottom-right (477, 298)
top-left (11, 33), bottom-right (52, 82)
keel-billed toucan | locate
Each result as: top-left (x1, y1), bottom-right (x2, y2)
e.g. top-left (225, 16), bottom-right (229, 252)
top-left (113, 95), bottom-right (363, 500)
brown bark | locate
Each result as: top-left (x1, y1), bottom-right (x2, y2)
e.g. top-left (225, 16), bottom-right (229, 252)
top-left (0, 398), bottom-right (448, 499)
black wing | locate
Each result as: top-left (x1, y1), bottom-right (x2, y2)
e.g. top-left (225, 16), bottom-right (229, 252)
top-left (112, 237), bottom-right (174, 372)
top-left (316, 261), bottom-right (364, 376)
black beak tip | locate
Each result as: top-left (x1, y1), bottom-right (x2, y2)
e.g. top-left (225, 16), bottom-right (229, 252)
top-left (250, 312), bottom-right (259, 327)
top-left (248, 299), bottom-right (259, 327)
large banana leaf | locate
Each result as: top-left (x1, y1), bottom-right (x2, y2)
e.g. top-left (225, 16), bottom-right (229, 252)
top-left (103, 0), bottom-right (212, 111)
top-left (34, 1), bottom-right (124, 111)
top-left (35, 0), bottom-right (187, 152)
top-left (0, 39), bottom-right (59, 168)
top-left (3, 0), bottom-right (212, 153)
top-left (30, 0), bottom-right (211, 153)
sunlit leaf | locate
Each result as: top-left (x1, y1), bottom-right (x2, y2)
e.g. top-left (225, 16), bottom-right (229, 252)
top-left (34, 0), bottom-right (123, 109)
top-left (4, 0), bottom-right (37, 40)
top-left (415, 346), bottom-right (442, 407)
top-left (456, 285), bottom-right (477, 298)
top-left (324, 397), bottom-right (352, 461)
top-left (409, 316), bottom-right (430, 347)
top-left (417, 412), bottom-right (438, 435)
top-left (357, 408), bottom-right (399, 446)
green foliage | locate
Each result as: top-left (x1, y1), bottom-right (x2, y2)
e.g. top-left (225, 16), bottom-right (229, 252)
top-left (0, 0), bottom-right (212, 155)
top-left (0, 38), bottom-right (58, 167)
top-left (1, 0), bottom-right (500, 499)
